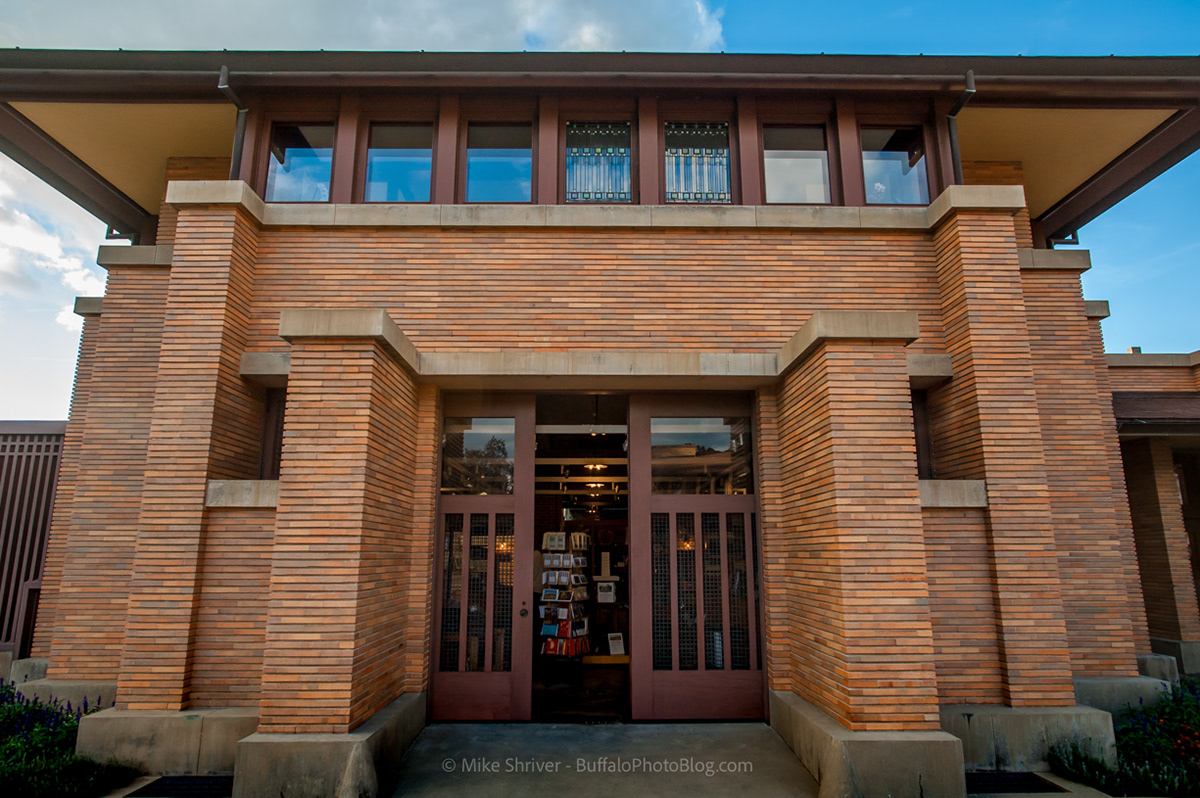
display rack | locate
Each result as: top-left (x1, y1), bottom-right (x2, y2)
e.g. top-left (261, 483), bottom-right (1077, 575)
top-left (538, 530), bottom-right (592, 657)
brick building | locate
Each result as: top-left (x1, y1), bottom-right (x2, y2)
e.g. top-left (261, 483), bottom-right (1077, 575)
top-left (1, 51), bottom-right (1199, 797)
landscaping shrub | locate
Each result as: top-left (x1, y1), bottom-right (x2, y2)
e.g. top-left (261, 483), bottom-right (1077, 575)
top-left (0, 680), bottom-right (137, 798)
top-left (1050, 677), bottom-right (1200, 797)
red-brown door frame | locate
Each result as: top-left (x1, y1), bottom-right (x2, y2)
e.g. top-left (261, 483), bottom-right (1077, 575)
top-left (628, 393), bottom-right (763, 721)
top-left (430, 393), bottom-right (535, 720)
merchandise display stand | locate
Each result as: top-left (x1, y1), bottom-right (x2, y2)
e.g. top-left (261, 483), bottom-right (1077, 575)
top-left (538, 530), bottom-right (592, 657)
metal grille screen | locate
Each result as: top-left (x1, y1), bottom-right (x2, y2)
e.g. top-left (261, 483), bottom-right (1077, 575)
top-left (676, 513), bottom-right (698, 670)
top-left (492, 513), bottom-right (514, 672)
top-left (465, 514), bottom-right (490, 672)
top-left (651, 513), bottom-right (672, 670)
top-left (438, 514), bottom-right (463, 671)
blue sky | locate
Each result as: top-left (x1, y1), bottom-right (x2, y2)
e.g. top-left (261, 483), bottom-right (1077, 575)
top-left (0, 0), bottom-right (1197, 418)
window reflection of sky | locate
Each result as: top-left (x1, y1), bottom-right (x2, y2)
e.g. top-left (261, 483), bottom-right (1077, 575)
top-left (265, 147), bottom-right (332, 202)
top-left (466, 149), bottom-right (533, 202)
top-left (366, 150), bottom-right (432, 202)
top-left (863, 150), bottom-right (928, 205)
top-left (764, 150), bottom-right (830, 204)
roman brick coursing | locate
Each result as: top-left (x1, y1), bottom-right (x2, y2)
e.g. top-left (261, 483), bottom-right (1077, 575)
top-left (765, 339), bottom-right (939, 731)
top-left (1122, 437), bottom-right (1200, 643)
top-left (928, 209), bottom-right (1075, 706)
top-left (156, 157), bottom-right (233, 245)
top-left (1110, 367), bottom-right (1196, 392)
top-left (47, 266), bottom-right (170, 680)
top-left (1022, 266), bottom-right (1138, 677)
top-left (962, 161), bottom-right (1033, 249)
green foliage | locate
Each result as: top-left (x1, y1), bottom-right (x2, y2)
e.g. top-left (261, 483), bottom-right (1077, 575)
top-left (0, 680), bottom-right (138, 798)
top-left (1050, 677), bottom-right (1200, 797)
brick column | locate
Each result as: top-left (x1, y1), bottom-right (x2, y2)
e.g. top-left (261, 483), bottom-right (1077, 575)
top-left (32, 299), bottom-right (101, 657)
top-left (47, 262), bottom-right (170, 681)
top-left (258, 310), bottom-right (422, 734)
top-left (117, 204), bottom-right (261, 710)
top-left (767, 311), bottom-right (940, 731)
top-left (1122, 437), bottom-right (1200, 663)
top-left (928, 199), bottom-right (1074, 706)
top-left (1021, 261), bottom-right (1137, 677)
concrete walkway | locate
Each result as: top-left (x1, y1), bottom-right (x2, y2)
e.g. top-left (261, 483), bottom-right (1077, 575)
top-left (392, 723), bottom-right (819, 797)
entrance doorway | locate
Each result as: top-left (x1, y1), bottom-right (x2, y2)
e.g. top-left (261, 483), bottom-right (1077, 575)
top-left (430, 392), bottom-right (763, 722)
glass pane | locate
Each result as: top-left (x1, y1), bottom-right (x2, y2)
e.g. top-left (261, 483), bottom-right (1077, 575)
top-left (565, 122), bottom-right (632, 203)
top-left (676, 513), bottom-right (698, 671)
top-left (438, 514), bottom-right (463, 672)
top-left (465, 513), bottom-right (490, 673)
top-left (651, 513), bottom-right (672, 671)
top-left (862, 127), bottom-right (929, 205)
top-left (441, 417), bottom-right (515, 495)
top-left (365, 124), bottom-right (432, 202)
top-left (265, 123), bottom-right (333, 202)
top-left (492, 513), bottom-right (514, 672)
top-left (651, 417), bottom-right (754, 494)
top-left (466, 124), bottom-right (532, 202)
top-left (763, 126), bottom-right (830, 204)
top-left (702, 513), bottom-right (723, 670)
top-left (664, 122), bottom-right (731, 204)
top-left (726, 513), bottom-right (750, 670)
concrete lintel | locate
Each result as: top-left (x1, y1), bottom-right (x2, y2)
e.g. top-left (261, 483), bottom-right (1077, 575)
top-left (907, 353), bottom-right (953, 388)
top-left (920, 479), bottom-right (988, 508)
top-left (205, 480), bottom-right (279, 508)
top-left (1074, 676), bottom-right (1171, 716)
top-left (769, 690), bottom-right (965, 798)
top-left (233, 692), bottom-right (425, 798)
top-left (545, 204), bottom-right (652, 227)
top-left (238, 351), bottom-right (290, 387)
top-left (649, 204), bottom-right (757, 227)
top-left (418, 350), bottom-right (778, 385)
top-left (926, 184), bottom-right (1027, 228)
top-left (96, 244), bottom-right (174, 268)
top-left (278, 308), bottom-right (419, 372)
top-left (778, 310), bottom-right (921, 375)
top-left (440, 204), bottom-right (548, 227)
top-left (73, 296), bottom-right (103, 317)
top-left (164, 180), bottom-right (265, 223)
top-left (1017, 248), bottom-right (1093, 273)
top-left (1084, 300), bottom-right (1111, 319)
top-left (76, 707), bottom-right (258, 775)
top-left (940, 704), bottom-right (1115, 772)
top-left (1151, 637), bottom-right (1200, 675)
top-left (1108, 351), bottom-right (1198, 368)
top-left (333, 203), bottom-right (443, 227)
top-left (16, 678), bottom-right (116, 711)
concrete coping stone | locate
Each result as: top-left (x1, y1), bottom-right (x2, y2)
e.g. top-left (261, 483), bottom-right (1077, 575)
top-left (278, 308), bottom-right (419, 372)
top-left (1017, 248), bottom-right (1093, 272)
top-left (96, 244), bottom-right (174, 268)
top-left (164, 180), bottom-right (1030, 232)
top-left (238, 351), bottom-right (290, 387)
top-left (778, 310), bottom-right (920, 375)
top-left (73, 296), bottom-right (104, 317)
top-left (941, 703), bottom-right (1116, 772)
top-left (907, 353), bottom-right (953, 388)
top-left (919, 479), bottom-right (988, 508)
top-left (1107, 351), bottom-right (1200, 368)
top-left (205, 480), bottom-right (279, 508)
top-left (76, 706), bottom-right (259, 776)
top-left (1084, 300), bottom-right (1111, 319)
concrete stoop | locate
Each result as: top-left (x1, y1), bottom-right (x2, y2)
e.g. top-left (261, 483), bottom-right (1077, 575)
top-left (1150, 637), bottom-right (1200, 676)
top-left (1137, 653), bottom-right (1180, 684)
top-left (8, 656), bottom-right (48, 684)
top-left (769, 690), bottom-right (967, 798)
top-left (1074, 676), bottom-right (1171, 716)
top-left (232, 692), bottom-right (426, 798)
top-left (17, 678), bottom-right (116, 710)
top-left (940, 704), bottom-right (1116, 772)
top-left (76, 707), bottom-right (258, 774)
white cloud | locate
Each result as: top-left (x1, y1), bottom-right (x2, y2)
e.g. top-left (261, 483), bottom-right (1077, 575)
top-left (0, 0), bottom-right (725, 52)
top-left (55, 303), bottom-right (83, 333)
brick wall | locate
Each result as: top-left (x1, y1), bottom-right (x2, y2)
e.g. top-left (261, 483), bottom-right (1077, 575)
top-left (962, 161), bottom-right (1033, 249)
top-left (47, 266), bottom-right (169, 679)
top-left (923, 507), bottom-right (1004, 705)
top-left (188, 508), bottom-right (274, 707)
top-left (1110, 367), bottom-right (1198, 392)
top-left (156, 157), bottom-right (232, 245)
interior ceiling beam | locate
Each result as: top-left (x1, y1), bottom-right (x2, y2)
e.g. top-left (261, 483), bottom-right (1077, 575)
top-left (0, 102), bottom-right (150, 236)
top-left (1037, 105), bottom-right (1200, 241)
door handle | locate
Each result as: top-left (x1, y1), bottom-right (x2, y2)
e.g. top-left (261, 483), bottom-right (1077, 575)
top-left (519, 609), bottom-right (529, 617)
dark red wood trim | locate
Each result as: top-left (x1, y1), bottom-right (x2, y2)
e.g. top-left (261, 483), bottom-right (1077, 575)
top-left (537, 95), bottom-right (558, 204)
top-left (637, 94), bottom-right (660, 204)
top-left (736, 94), bottom-right (763, 206)
top-left (1038, 106), bottom-right (1200, 241)
top-left (330, 93), bottom-right (360, 203)
top-left (432, 95), bottom-right (459, 205)
top-left (238, 107), bottom-right (260, 185)
top-left (834, 97), bottom-right (865, 206)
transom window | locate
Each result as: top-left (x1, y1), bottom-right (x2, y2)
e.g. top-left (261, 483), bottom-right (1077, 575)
top-left (664, 122), bottom-right (732, 204)
top-left (650, 417), bottom-right (754, 494)
top-left (465, 124), bottom-right (533, 203)
top-left (441, 417), bottom-right (516, 495)
top-left (365, 124), bottom-right (433, 202)
top-left (762, 126), bottom-right (830, 204)
top-left (565, 122), bottom-right (632, 203)
top-left (861, 127), bottom-right (929, 205)
top-left (264, 123), bottom-right (334, 202)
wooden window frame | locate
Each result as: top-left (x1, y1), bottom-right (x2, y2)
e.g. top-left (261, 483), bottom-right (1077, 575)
top-left (249, 96), bottom-right (341, 201)
top-left (756, 100), bottom-right (839, 206)
top-left (557, 98), bottom-right (640, 206)
top-left (656, 98), bottom-right (741, 206)
top-left (856, 107), bottom-right (938, 207)
top-left (458, 96), bottom-right (540, 204)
